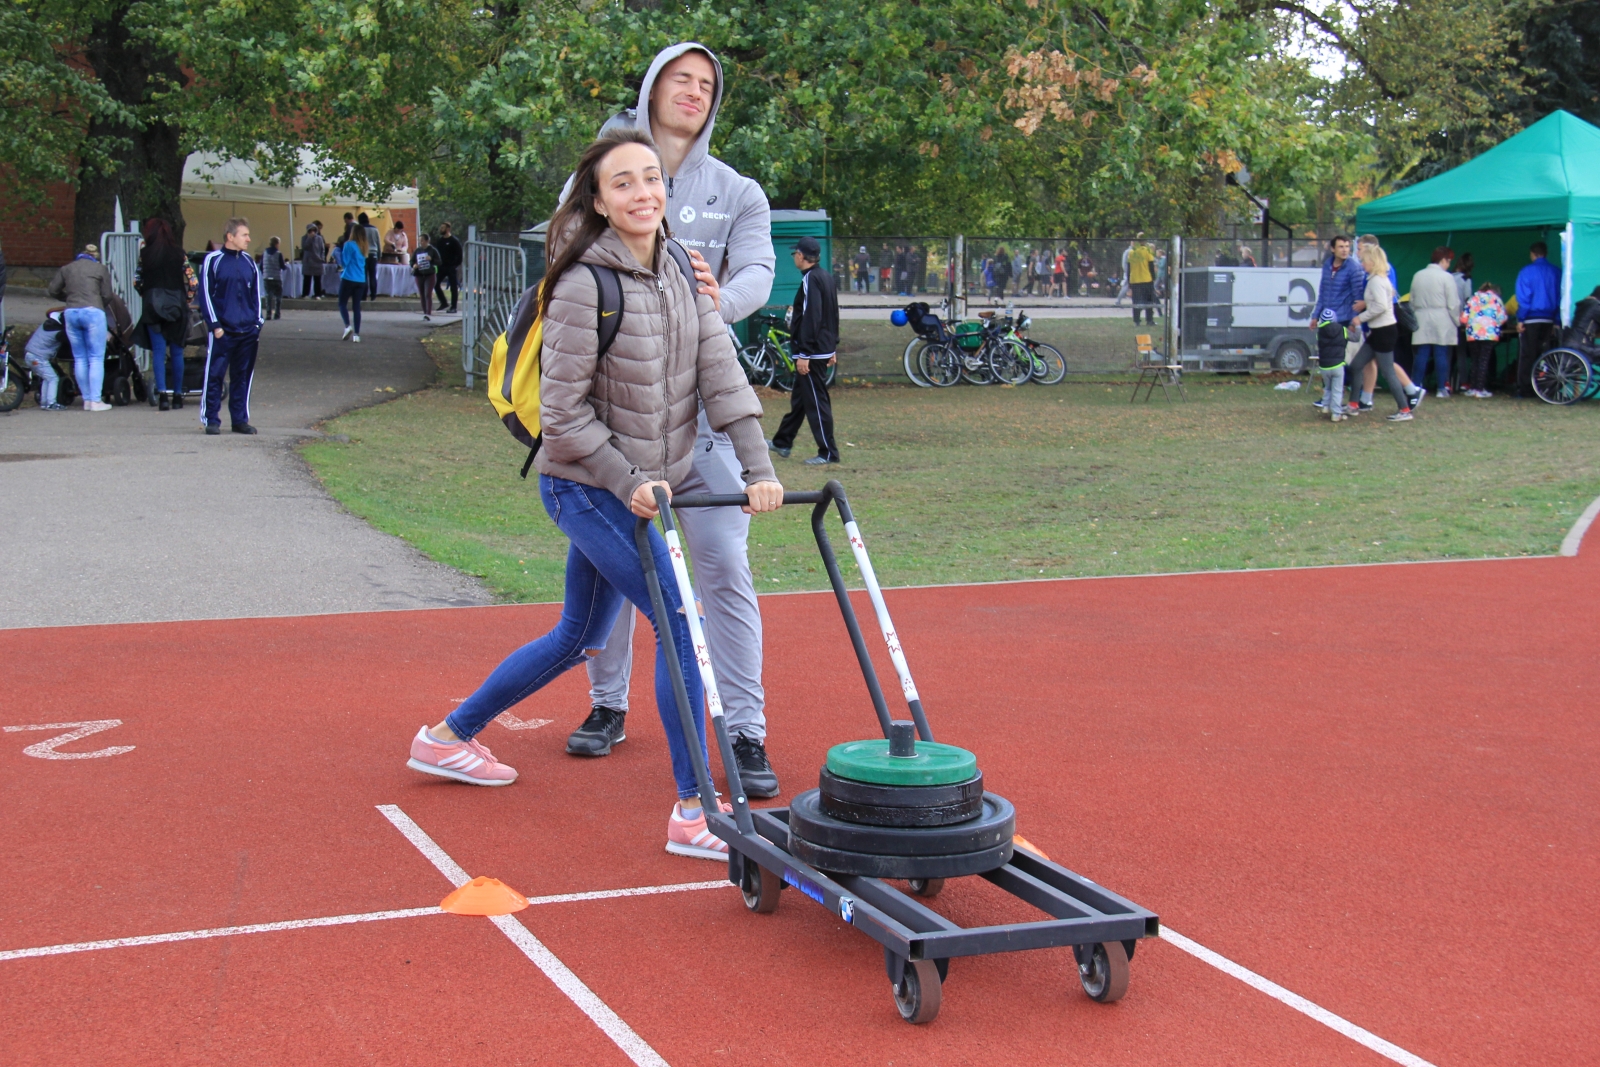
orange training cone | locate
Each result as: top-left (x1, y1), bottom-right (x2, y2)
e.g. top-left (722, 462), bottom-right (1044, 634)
top-left (1012, 834), bottom-right (1050, 861)
top-left (441, 876), bottom-right (529, 916)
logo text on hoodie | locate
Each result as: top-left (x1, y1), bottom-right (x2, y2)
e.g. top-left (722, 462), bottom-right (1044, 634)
top-left (679, 206), bottom-right (697, 225)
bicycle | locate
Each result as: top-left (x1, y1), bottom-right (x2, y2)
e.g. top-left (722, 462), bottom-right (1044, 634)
top-left (0, 327), bottom-right (29, 412)
top-left (1005, 311), bottom-right (1067, 385)
top-left (741, 307), bottom-right (836, 393)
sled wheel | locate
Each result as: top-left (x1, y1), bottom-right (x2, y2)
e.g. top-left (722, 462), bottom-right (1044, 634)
top-left (1078, 941), bottom-right (1130, 1003)
top-left (907, 878), bottom-right (945, 898)
top-left (893, 958), bottom-right (942, 1023)
top-left (740, 860), bottom-right (780, 914)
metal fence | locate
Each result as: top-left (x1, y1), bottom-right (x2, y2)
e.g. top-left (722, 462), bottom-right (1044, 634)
top-left (461, 227), bottom-right (526, 388)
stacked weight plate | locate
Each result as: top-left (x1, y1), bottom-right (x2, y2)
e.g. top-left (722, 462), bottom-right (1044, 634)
top-left (788, 724), bottom-right (1015, 879)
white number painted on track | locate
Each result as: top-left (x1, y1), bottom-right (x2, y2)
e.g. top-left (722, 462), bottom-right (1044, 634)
top-left (3, 720), bottom-right (135, 760)
top-left (495, 712), bottom-right (552, 732)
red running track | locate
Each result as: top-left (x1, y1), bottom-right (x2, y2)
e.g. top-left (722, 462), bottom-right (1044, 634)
top-left (1, 548), bottom-right (1596, 1066)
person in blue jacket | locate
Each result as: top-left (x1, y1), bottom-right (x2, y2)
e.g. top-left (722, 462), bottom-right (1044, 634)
top-left (199, 217), bottom-right (264, 435)
top-left (1514, 241), bottom-right (1562, 398)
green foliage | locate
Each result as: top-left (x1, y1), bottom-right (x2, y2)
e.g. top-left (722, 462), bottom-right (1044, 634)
top-left (0, 1), bottom-right (132, 210)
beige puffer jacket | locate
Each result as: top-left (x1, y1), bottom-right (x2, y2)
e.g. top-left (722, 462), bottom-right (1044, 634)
top-left (536, 228), bottom-right (776, 501)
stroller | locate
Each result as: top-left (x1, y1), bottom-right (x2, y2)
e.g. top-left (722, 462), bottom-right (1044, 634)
top-left (50, 294), bottom-right (150, 407)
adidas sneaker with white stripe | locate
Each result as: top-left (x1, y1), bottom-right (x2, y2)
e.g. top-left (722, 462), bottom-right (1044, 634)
top-left (407, 725), bottom-right (518, 785)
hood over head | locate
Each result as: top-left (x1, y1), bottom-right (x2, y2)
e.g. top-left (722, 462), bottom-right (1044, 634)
top-left (609, 42), bottom-right (725, 178)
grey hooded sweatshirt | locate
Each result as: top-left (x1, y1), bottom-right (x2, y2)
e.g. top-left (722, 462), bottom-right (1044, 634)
top-left (572, 42), bottom-right (775, 325)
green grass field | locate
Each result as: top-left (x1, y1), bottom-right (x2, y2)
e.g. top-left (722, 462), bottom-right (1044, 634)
top-left (299, 327), bottom-right (1600, 602)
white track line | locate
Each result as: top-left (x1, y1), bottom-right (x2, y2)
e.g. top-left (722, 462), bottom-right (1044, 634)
top-left (0, 881), bottom-right (731, 965)
top-left (1162, 928), bottom-right (1437, 1067)
top-left (1560, 493), bottom-right (1600, 555)
top-left (0, 907), bottom-right (442, 962)
top-left (377, 804), bottom-right (671, 1067)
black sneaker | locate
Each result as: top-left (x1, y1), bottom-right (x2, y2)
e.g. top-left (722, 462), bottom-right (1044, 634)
top-left (731, 734), bottom-right (780, 798)
top-left (566, 705), bottom-right (626, 756)
top-left (204, 424), bottom-right (222, 435)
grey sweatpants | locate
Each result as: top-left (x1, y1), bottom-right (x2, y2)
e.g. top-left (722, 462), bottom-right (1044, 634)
top-left (586, 411), bottom-right (768, 740)
top-left (1320, 364), bottom-right (1345, 414)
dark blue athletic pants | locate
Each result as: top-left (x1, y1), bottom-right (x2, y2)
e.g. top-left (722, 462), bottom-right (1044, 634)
top-left (201, 329), bottom-right (259, 429)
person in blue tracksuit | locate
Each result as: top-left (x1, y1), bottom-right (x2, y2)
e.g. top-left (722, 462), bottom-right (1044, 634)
top-left (1514, 241), bottom-right (1562, 398)
top-left (200, 217), bottom-right (264, 435)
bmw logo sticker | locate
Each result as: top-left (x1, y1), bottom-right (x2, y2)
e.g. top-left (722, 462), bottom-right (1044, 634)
top-left (679, 206), bottom-right (697, 225)
top-left (838, 897), bottom-right (855, 924)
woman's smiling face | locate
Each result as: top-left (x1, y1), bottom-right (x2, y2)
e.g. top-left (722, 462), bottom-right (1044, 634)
top-left (594, 142), bottom-right (666, 242)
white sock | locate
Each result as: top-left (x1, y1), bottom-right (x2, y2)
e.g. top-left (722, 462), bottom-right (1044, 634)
top-left (427, 727), bottom-right (459, 745)
top-left (676, 802), bottom-right (701, 821)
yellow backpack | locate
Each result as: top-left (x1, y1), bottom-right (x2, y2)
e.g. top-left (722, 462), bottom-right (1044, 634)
top-left (486, 242), bottom-right (697, 477)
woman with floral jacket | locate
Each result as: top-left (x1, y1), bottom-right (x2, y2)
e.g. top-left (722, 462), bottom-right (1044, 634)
top-left (1460, 282), bottom-right (1507, 398)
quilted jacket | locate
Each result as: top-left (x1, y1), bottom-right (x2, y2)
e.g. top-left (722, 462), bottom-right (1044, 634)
top-left (536, 227), bottom-right (775, 501)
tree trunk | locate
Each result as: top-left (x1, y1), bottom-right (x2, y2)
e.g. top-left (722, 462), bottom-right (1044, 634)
top-left (74, 7), bottom-right (187, 250)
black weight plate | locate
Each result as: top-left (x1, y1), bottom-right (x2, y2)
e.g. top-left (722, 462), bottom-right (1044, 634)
top-left (819, 767), bottom-right (985, 810)
top-left (819, 792), bottom-right (982, 827)
top-left (788, 789), bottom-right (1015, 856)
top-left (789, 835), bottom-right (1014, 879)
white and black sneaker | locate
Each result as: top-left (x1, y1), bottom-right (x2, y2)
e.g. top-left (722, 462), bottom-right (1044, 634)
top-left (1407, 388), bottom-right (1424, 412)
top-left (566, 705), bottom-right (627, 756)
top-left (731, 734), bottom-right (780, 798)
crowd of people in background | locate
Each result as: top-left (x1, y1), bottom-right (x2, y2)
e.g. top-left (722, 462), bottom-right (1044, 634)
top-left (1311, 232), bottom-right (1566, 423)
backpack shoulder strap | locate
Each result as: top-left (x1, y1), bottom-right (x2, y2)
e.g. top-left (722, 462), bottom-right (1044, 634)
top-left (662, 239), bottom-right (699, 295)
top-left (584, 263), bottom-right (624, 357)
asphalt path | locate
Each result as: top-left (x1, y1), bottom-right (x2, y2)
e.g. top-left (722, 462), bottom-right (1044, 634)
top-left (0, 298), bottom-right (489, 629)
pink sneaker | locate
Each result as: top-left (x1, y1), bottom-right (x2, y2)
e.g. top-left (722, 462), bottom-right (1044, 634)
top-left (666, 801), bottom-right (733, 860)
top-left (407, 726), bottom-right (517, 786)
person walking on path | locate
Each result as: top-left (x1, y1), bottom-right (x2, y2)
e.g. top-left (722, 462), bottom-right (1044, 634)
top-left (1127, 236), bottom-right (1157, 325)
top-left (1410, 246), bottom-right (1460, 397)
top-left (410, 233), bottom-right (438, 320)
top-left (854, 245), bottom-right (871, 292)
top-left (47, 244), bottom-right (116, 411)
top-left (299, 223), bottom-right (326, 298)
top-left (1346, 235), bottom-right (1425, 414)
top-left (894, 244), bottom-right (910, 296)
top-left (1346, 243), bottom-right (1414, 421)
top-left (564, 42), bottom-right (784, 797)
top-left (136, 218), bottom-right (190, 410)
top-left (259, 236), bottom-right (285, 321)
top-left (433, 223), bottom-right (462, 313)
top-left (359, 213), bottom-right (382, 301)
top-left (770, 236), bottom-right (841, 467)
top-left (1514, 241), bottom-right (1561, 398)
top-left (405, 131), bottom-right (784, 862)
top-left (991, 246), bottom-right (1012, 299)
top-left (199, 218), bottom-right (263, 436)
top-left (1460, 282), bottom-right (1507, 398)
top-left (337, 229), bottom-right (367, 342)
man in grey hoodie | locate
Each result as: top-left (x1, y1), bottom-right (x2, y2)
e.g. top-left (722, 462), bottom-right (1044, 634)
top-left (564, 42), bottom-right (785, 798)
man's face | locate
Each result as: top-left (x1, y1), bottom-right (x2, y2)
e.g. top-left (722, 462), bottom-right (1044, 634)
top-left (1332, 239), bottom-right (1351, 262)
top-left (650, 52), bottom-right (717, 139)
top-left (226, 226), bottom-right (251, 251)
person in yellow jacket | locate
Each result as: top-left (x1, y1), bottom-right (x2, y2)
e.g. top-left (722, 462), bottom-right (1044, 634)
top-left (1127, 235), bottom-right (1157, 325)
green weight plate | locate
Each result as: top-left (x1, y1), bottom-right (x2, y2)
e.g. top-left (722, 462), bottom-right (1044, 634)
top-left (826, 739), bottom-right (978, 786)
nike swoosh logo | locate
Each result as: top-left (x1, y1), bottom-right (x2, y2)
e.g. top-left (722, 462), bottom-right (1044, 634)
top-left (600, 311), bottom-right (617, 317)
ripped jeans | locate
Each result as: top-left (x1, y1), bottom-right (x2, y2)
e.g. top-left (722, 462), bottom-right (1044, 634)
top-left (445, 475), bottom-right (708, 798)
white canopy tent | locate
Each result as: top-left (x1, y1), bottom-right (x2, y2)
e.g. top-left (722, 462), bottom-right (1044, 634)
top-left (181, 149), bottom-right (418, 253)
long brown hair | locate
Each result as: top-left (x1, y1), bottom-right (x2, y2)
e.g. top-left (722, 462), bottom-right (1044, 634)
top-left (541, 128), bottom-right (668, 319)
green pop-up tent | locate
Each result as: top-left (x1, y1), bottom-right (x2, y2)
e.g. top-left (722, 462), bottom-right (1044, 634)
top-left (1356, 110), bottom-right (1600, 324)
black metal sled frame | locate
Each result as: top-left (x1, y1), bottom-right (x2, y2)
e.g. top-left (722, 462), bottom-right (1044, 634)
top-left (636, 480), bottom-right (1159, 1023)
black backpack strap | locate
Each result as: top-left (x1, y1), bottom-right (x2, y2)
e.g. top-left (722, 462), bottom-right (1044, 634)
top-left (662, 239), bottom-right (699, 296)
top-left (585, 263), bottom-right (624, 357)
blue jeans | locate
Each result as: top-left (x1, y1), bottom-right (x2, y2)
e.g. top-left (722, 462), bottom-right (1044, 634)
top-left (446, 476), bottom-right (708, 798)
top-left (149, 330), bottom-right (185, 395)
top-left (64, 307), bottom-right (108, 403)
top-left (1412, 344), bottom-right (1452, 391)
top-left (338, 279), bottom-right (363, 333)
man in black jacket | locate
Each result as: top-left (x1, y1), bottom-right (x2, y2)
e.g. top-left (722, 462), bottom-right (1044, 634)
top-left (770, 236), bottom-right (840, 465)
top-left (434, 223), bottom-right (463, 313)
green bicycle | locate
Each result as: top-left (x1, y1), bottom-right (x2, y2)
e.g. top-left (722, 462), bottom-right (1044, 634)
top-left (740, 308), bottom-right (837, 393)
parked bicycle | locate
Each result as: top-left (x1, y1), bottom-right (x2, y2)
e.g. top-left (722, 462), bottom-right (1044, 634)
top-left (0, 327), bottom-right (25, 412)
top-left (740, 306), bottom-right (836, 392)
top-left (894, 302), bottom-right (1066, 387)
